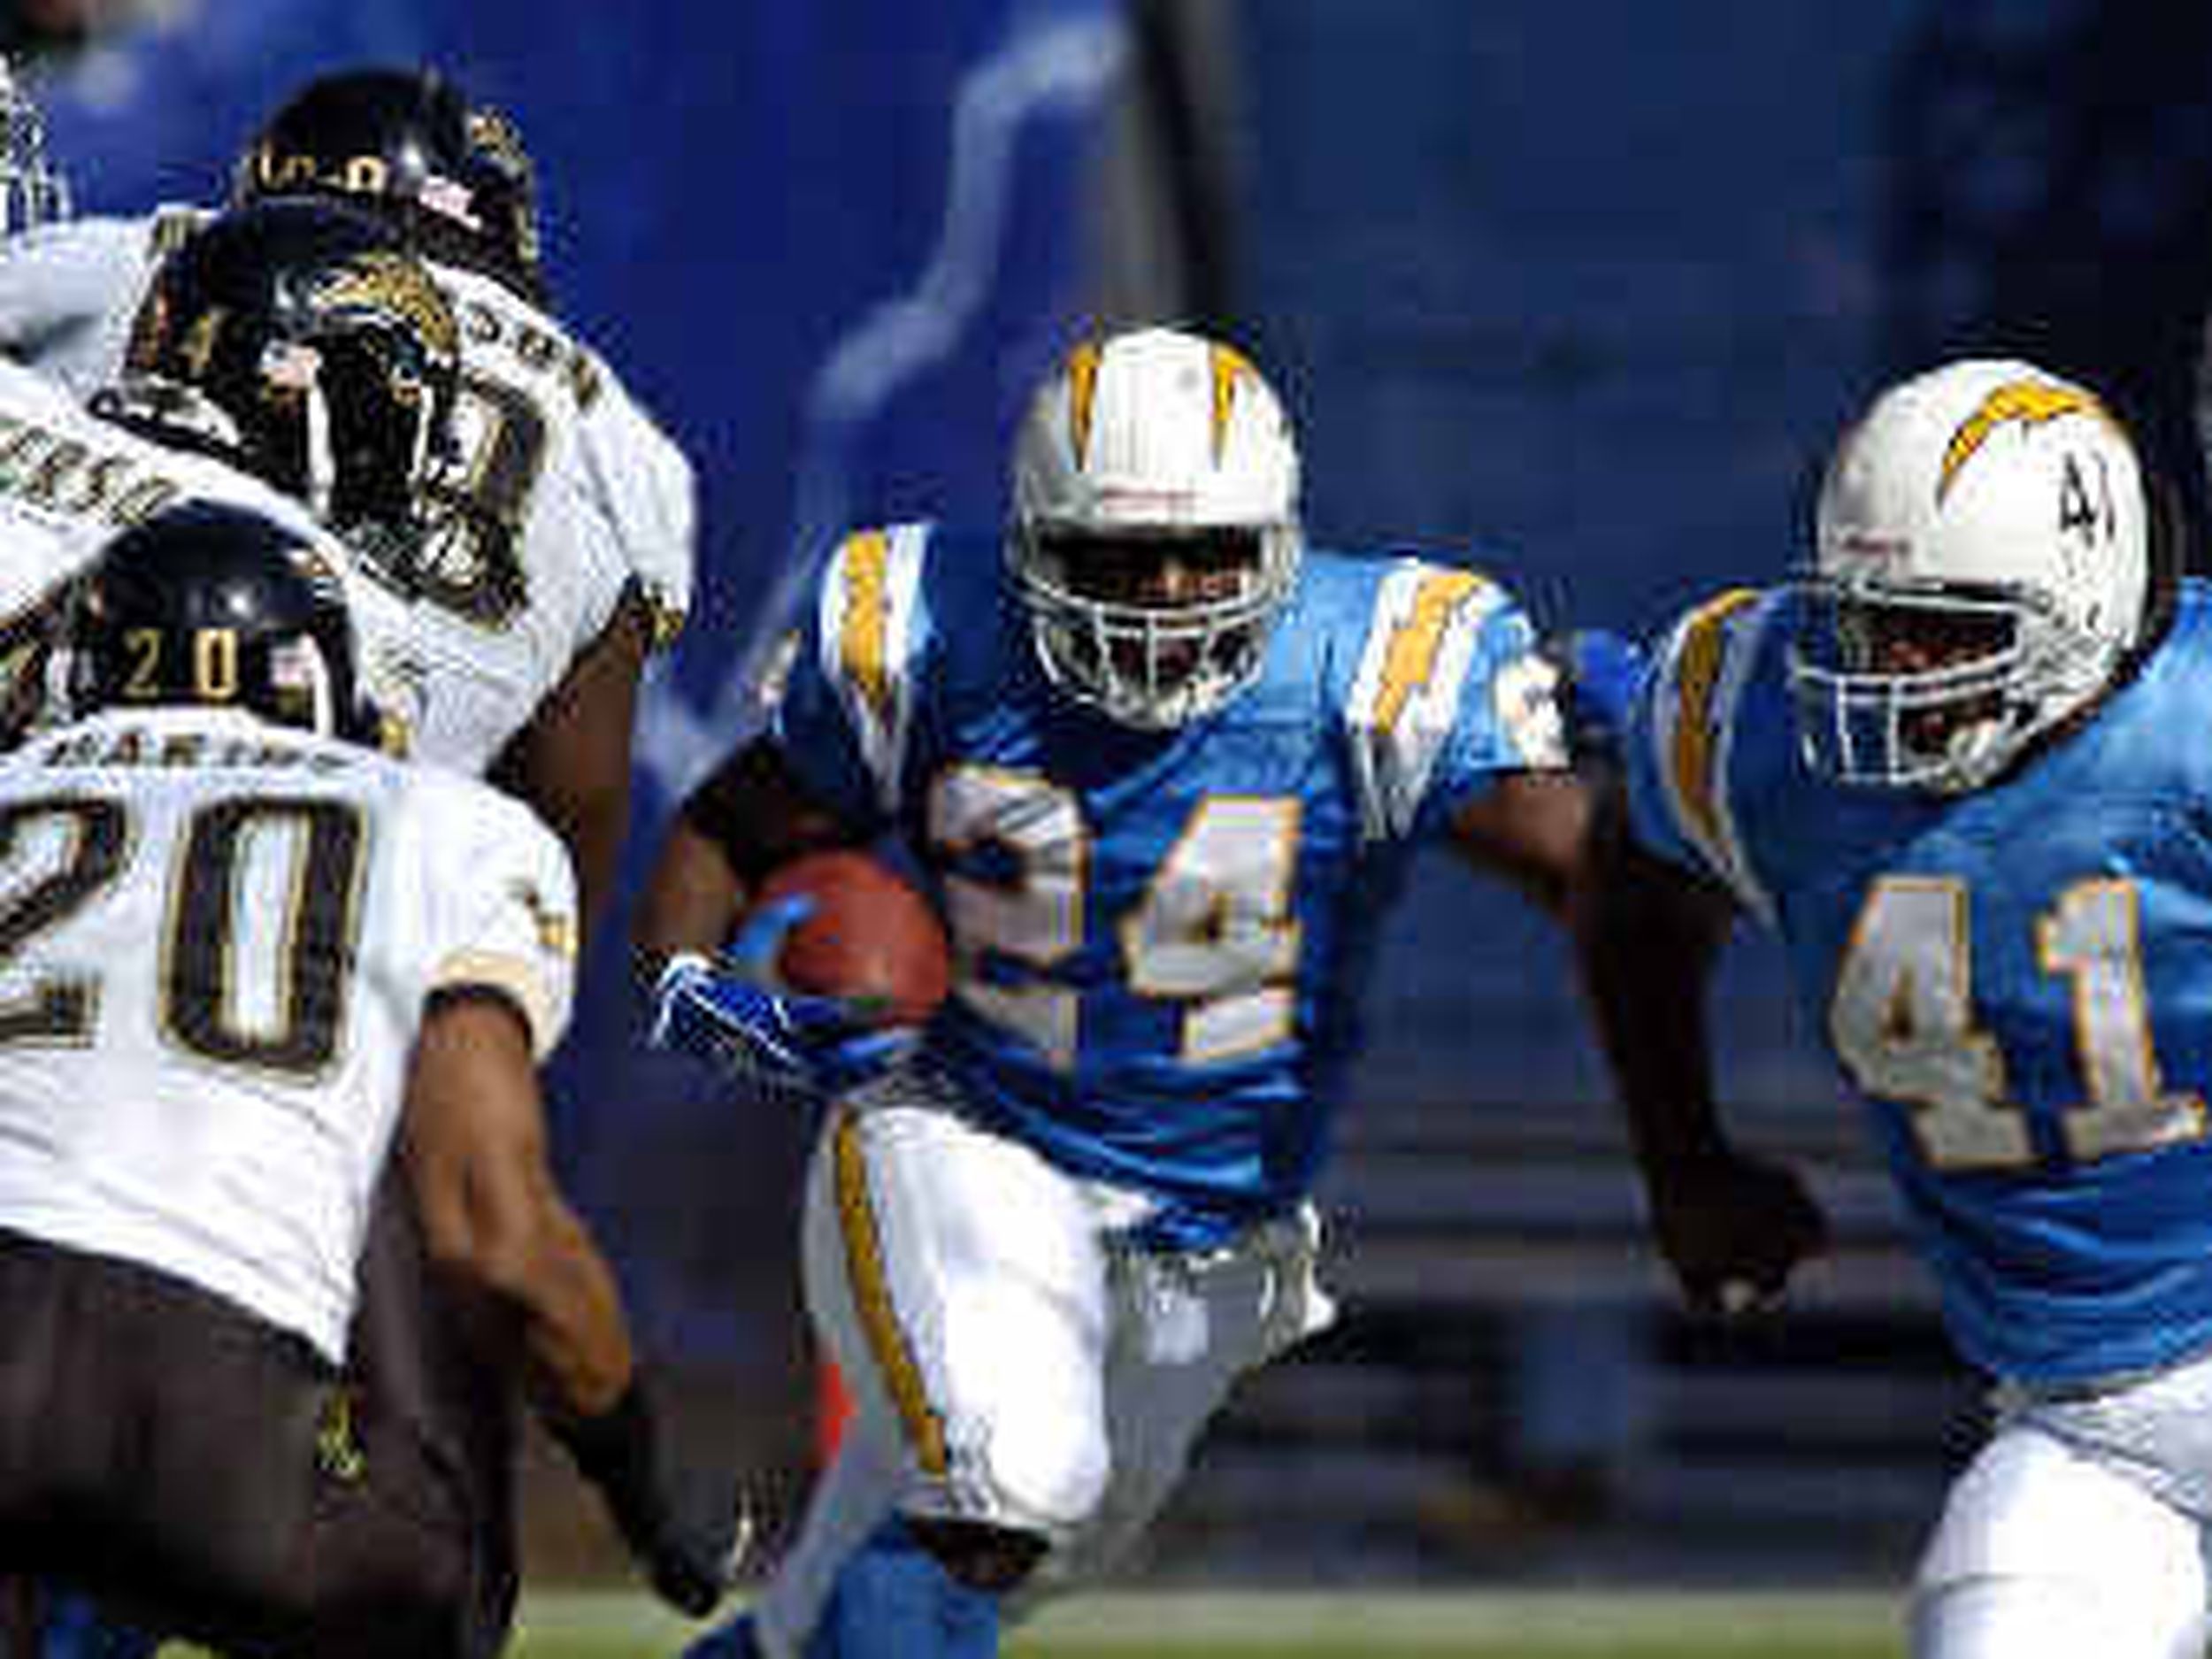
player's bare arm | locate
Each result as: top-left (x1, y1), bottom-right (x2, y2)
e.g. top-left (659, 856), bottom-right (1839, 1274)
top-left (491, 583), bottom-right (655, 948)
top-left (403, 986), bottom-right (739, 1614)
top-left (631, 734), bottom-right (860, 977)
top-left (1443, 768), bottom-right (1591, 918)
top-left (403, 989), bottom-right (634, 1415)
top-left (1572, 771), bottom-right (1828, 1316)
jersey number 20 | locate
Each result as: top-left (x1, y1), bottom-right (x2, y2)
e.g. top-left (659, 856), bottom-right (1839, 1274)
top-left (0, 795), bottom-right (365, 1077)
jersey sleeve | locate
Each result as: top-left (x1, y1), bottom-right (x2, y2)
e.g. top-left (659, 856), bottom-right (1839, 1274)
top-left (576, 363), bottom-right (696, 651)
top-left (769, 522), bottom-right (935, 828)
top-left (1620, 585), bottom-right (1778, 919)
top-left (1341, 558), bottom-right (1567, 842)
top-left (417, 782), bottom-right (580, 1060)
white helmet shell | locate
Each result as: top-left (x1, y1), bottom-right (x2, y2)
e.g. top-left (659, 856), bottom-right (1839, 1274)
top-left (1793, 357), bottom-right (2151, 793)
top-left (1009, 326), bottom-right (1302, 728)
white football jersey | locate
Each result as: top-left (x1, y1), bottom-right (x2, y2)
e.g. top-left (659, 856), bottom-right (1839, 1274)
top-left (402, 259), bottom-right (695, 771)
top-left (0, 208), bottom-right (697, 772)
top-left (0, 706), bottom-right (578, 1362)
top-left (0, 351), bottom-right (421, 738)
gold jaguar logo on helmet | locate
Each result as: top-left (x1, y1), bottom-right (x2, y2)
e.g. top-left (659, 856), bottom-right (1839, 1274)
top-left (1939, 381), bottom-right (2116, 503)
top-left (309, 251), bottom-right (460, 362)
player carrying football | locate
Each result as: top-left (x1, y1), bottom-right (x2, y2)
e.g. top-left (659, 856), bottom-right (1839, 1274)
top-left (634, 326), bottom-right (1821, 1659)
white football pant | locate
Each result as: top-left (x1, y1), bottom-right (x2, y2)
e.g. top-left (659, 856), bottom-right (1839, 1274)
top-left (1912, 1352), bottom-right (2212, 1659)
top-left (751, 1082), bottom-right (1335, 1658)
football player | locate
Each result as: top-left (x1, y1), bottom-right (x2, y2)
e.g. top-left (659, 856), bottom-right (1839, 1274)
top-left (1590, 357), bottom-right (2212, 1657)
top-left (0, 195), bottom-right (480, 1659)
top-left (632, 326), bottom-right (1822, 1659)
top-left (0, 501), bottom-right (737, 1659)
top-left (0, 61), bottom-right (695, 931)
top-left (0, 198), bottom-right (436, 755)
top-left (0, 71), bottom-right (693, 1658)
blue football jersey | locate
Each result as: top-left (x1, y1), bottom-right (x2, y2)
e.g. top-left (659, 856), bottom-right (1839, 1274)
top-left (772, 522), bottom-right (1565, 1246)
top-left (1624, 580), bottom-right (2212, 1384)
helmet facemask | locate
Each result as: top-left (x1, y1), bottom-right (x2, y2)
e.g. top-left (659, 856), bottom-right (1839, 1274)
top-left (1787, 578), bottom-right (2105, 793)
top-left (1010, 328), bottom-right (1303, 730)
top-left (1014, 521), bottom-right (1297, 730)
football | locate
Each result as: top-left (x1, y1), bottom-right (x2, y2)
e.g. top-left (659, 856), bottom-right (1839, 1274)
top-left (754, 849), bottom-right (951, 1026)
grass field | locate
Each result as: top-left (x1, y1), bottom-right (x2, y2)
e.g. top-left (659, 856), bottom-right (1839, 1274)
top-left (511, 1588), bottom-right (1906, 1659)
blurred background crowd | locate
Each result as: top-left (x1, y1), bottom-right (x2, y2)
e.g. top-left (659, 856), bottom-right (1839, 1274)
top-left (13, 0), bottom-right (2212, 1597)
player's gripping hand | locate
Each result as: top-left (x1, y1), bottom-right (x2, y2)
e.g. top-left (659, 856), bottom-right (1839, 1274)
top-left (648, 894), bottom-right (918, 1096)
top-left (1645, 1148), bottom-right (1829, 1320)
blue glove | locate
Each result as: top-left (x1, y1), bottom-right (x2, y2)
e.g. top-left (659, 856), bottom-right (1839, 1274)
top-left (649, 894), bottom-right (919, 1097)
top-left (1561, 627), bottom-right (1647, 757)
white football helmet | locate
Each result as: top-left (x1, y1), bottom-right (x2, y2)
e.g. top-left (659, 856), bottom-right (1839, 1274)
top-left (1789, 357), bottom-right (2152, 794)
top-left (0, 59), bottom-right (67, 235)
top-left (1008, 326), bottom-right (1302, 728)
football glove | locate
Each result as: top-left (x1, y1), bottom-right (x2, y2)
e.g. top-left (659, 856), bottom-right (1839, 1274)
top-left (1645, 1147), bottom-right (1830, 1321)
top-left (551, 1375), bottom-right (749, 1618)
top-left (1557, 627), bottom-right (1647, 759)
top-left (648, 893), bottom-right (919, 1098)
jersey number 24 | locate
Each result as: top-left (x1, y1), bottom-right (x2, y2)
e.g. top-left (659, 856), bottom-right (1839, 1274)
top-left (930, 766), bottom-right (1300, 1071)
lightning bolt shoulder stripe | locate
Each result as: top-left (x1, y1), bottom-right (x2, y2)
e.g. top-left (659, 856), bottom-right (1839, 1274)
top-left (1650, 587), bottom-right (1777, 921)
top-left (815, 522), bottom-right (932, 812)
top-left (1347, 560), bottom-right (1508, 842)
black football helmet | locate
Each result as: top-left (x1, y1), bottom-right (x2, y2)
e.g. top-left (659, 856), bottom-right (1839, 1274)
top-left (104, 197), bottom-right (460, 581)
top-left (66, 501), bottom-right (368, 741)
top-left (231, 65), bottom-right (545, 304)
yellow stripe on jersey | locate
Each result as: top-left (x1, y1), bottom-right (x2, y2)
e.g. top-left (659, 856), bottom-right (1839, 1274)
top-left (1667, 588), bottom-right (1758, 857)
top-left (834, 529), bottom-right (896, 733)
top-left (1371, 568), bottom-right (1490, 737)
top-left (833, 1110), bottom-right (949, 1477)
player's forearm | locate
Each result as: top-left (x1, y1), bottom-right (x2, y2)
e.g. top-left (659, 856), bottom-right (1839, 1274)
top-left (1569, 795), bottom-right (1738, 1172)
top-left (508, 1191), bottom-right (638, 1422)
top-left (498, 597), bottom-right (651, 950)
top-left (409, 1141), bottom-right (634, 1417)
top-left (403, 998), bottom-right (633, 1416)
top-left (632, 817), bottom-right (751, 981)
